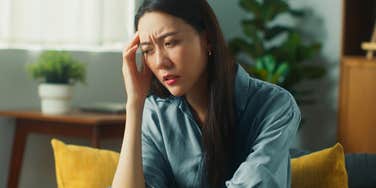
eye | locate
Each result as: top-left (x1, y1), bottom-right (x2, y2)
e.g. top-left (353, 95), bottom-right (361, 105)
top-left (142, 49), bottom-right (153, 55)
top-left (165, 40), bottom-right (178, 47)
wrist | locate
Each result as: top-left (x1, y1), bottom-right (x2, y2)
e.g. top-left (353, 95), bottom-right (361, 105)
top-left (126, 98), bottom-right (145, 109)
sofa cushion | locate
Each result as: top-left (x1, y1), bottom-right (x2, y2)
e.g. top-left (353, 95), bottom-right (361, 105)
top-left (51, 138), bottom-right (119, 188)
top-left (291, 143), bottom-right (348, 188)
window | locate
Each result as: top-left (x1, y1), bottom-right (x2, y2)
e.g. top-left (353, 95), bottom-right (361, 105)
top-left (0, 0), bottom-right (136, 51)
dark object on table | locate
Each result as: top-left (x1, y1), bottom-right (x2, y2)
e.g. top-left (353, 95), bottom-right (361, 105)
top-left (79, 102), bottom-right (126, 114)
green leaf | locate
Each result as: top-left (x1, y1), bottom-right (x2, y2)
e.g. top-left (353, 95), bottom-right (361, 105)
top-left (241, 20), bottom-right (258, 38)
top-left (263, 56), bottom-right (276, 73)
top-left (242, 18), bottom-right (265, 31)
top-left (228, 37), bottom-right (256, 58)
top-left (26, 50), bottom-right (86, 84)
top-left (239, 0), bottom-right (261, 18)
top-left (275, 62), bottom-right (289, 76)
top-left (250, 55), bottom-right (289, 85)
top-left (277, 32), bottom-right (302, 63)
top-left (289, 9), bottom-right (305, 17)
top-left (264, 25), bottom-right (291, 40)
top-left (263, 0), bottom-right (289, 21)
top-left (273, 63), bottom-right (289, 84)
top-left (298, 43), bottom-right (321, 61)
top-left (255, 58), bottom-right (264, 71)
top-left (228, 37), bottom-right (246, 56)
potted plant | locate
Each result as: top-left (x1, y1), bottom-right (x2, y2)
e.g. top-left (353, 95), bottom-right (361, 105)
top-left (229, 0), bottom-right (326, 105)
top-left (26, 50), bottom-right (86, 114)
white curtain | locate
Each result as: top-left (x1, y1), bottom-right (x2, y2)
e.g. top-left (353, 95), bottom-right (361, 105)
top-left (0, 0), bottom-right (136, 51)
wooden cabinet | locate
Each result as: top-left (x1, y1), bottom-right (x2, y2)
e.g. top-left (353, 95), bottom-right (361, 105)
top-left (338, 57), bottom-right (376, 153)
top-left (338, 0), bottom-right (376, 153)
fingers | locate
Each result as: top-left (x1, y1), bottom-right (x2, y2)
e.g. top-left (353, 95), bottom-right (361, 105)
top-left (126, 44), bottom-right (139, 58)
top-left (123, 32), bottom-right (140, 60)
top-left (126, 32), bottom-right (140, 50)
top-left (123, 44), bottom-right (139, 74)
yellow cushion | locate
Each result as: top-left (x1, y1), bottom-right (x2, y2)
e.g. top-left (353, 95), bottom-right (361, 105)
top-left (291, 143), bottom-right (348, 188)
top-left (51, 138), bottom-right (120, 188)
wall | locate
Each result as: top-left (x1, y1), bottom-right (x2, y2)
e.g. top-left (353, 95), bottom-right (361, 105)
top-left (0, 0), bottom-right (342, 187)
top-left (284, 0), bottom-right (342, 150)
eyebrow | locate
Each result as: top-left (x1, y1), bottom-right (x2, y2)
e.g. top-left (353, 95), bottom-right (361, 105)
top-left (140, 31), bottom-right (179, 46)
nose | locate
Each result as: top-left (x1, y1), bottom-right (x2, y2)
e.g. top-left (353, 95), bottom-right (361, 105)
top-left (155, 48), bottom-right (172, 69)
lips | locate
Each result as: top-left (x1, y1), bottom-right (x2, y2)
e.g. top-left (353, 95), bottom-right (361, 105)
top-left (163, 75), bottom-right (179, 81)
top-left (163, 74), bottom-right (180, 85)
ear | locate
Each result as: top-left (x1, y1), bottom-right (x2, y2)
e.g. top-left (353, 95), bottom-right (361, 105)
top-left (200, 31), bottom-right (211, 51)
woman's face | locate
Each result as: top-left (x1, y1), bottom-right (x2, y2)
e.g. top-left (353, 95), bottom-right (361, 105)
top-left (138, 11), bottom-right (209, 97)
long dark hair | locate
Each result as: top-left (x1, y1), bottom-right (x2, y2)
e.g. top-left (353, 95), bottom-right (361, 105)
top-left (135, 0), bottom-right (236, 187)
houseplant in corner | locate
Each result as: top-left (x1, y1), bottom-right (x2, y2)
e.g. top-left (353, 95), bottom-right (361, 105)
top-left (27, 51), bottom-right (86, 114)
top-left (228, 0), bottom-right (326, 105)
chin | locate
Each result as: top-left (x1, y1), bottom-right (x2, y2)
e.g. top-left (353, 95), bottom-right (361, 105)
top-left (166, 87), bottom-right (186, 97)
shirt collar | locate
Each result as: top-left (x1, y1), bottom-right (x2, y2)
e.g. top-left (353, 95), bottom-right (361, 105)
top-left (234, 64), bottom-right (251, 114)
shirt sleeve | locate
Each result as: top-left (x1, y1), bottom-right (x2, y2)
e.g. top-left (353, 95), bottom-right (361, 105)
top-left (141, 104), bottom-right (176, 188)
top-left (225, 91), bottom-right (301, 188)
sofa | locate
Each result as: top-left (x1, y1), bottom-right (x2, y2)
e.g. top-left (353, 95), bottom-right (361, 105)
top-left (290, 148), bottom-right (376, 188)
top-left (50, 139), bottom-right (376, 188)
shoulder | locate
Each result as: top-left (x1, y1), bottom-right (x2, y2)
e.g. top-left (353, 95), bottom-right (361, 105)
top-left (142, 94), bottom-right (183, 125)
top-left (141, 95), bottom-right (183, 136)
top-left (144, 95), bottom-right (180, 111)
top-left (253, 79), bottom-right (299, 118)
top-left (235, 64), bottom-right (300, 120)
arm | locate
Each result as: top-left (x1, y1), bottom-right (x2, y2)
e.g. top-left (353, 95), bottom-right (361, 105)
top-left (112, 101), bottom-right (175, 188)
top-left (226, 92), bottom-right (301, 188)
top-left (111, 32), bottom-right (153, 188)
top-left (112, 102), bottom-right (146, 188)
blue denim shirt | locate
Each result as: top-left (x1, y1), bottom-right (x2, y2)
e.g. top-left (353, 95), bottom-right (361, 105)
top-left (141, 64), bottom-right (301, 188)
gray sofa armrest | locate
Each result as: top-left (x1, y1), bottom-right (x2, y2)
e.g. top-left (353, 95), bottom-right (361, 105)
top-left (345, 153), bottom-right (376, 188)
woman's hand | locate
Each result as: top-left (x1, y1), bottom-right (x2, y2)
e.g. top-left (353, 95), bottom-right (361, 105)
top-left (122, 33), bottom-right (153, 106)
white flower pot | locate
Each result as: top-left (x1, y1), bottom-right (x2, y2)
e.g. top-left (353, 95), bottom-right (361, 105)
top-left (38, 83), bottom-right (73, 115)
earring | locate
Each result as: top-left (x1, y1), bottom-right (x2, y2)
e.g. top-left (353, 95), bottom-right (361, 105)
top-left (208, 50), bottom-right (212, 56)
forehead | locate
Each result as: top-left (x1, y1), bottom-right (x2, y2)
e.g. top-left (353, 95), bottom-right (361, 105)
top-left (137, 12), bottom-right (192, 40)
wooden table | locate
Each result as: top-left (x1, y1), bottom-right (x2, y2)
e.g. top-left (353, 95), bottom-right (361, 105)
top-left (0, 109), bottom-right (126, 188)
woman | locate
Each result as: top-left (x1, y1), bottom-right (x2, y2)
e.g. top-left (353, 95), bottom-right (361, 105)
top-left (112, 0), bottom-right (301, 187)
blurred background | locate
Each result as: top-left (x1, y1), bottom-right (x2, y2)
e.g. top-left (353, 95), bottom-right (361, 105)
top-left (0, 0), bottom-right (372, 187)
